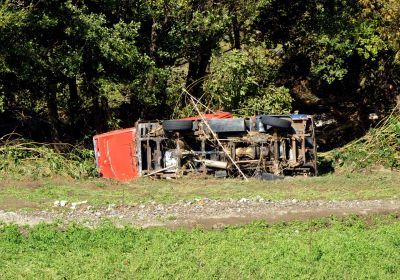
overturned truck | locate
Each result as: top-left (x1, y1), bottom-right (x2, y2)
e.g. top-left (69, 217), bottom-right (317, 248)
top-left (93, 113), bottom-right (317, 181)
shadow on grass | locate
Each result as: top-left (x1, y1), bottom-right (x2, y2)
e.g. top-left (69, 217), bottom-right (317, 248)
top-left (318, 156), bottom-right (335, 175)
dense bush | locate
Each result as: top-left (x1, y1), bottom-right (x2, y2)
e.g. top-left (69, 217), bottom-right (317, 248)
top-left (204, 47), bottom-right (292, 115)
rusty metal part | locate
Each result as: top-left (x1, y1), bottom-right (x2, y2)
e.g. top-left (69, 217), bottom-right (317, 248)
top-left (135, 114), bottom-right (317, 179)
top-left (196, 159), bottom-right (229, 170)
top-left (235, 147), bottom-right (256, 159)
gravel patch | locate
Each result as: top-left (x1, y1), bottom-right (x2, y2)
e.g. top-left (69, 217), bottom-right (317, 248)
top-left (1, 199), bottom-right (399, 229)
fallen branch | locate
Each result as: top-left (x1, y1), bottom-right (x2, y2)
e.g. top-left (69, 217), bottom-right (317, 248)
top-left (185, 89), bottom-right (249, 181)
top-left (143, 165), bottom-right (177, 177)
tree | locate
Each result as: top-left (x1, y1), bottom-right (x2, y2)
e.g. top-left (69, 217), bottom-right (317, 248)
top-left (0, 0), bottom-right (151, 138)
top-left (204, 46), bottom-right (292, 115)
top-left (0, 0), bottom-right (398, 150)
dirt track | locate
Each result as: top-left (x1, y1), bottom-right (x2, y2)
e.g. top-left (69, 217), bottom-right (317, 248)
top-left (1, 198), bottom-right (400, 229)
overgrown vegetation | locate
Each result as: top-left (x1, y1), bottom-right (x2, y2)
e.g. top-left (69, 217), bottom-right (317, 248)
top-left (0, 136), bottom-right (96, 179)
top-left (0, 0), bottom-right (398, 177)
top-left (0, 214), bottom-right (399, 279)
top-left (323, 109), bottom-right (400, 172)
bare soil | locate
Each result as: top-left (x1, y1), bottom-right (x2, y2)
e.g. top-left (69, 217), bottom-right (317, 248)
top-left (0, 198), bottom-right (40, 210)
top-left (1, 198), bottom-right (399, 229)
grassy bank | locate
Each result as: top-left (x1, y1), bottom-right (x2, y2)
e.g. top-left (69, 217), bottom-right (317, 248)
top-left (0, 137), bottom-right (96, 179)
top-left (0, 214), bottom-right (399, 279)
top-left (323, 112), bottom-right (400, 172)
top-left (0, 172), bottom-right (399, 210)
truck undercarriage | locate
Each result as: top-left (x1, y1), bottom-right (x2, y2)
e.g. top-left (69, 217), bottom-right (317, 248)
top-left (136, 114), bottom-right (317, 179)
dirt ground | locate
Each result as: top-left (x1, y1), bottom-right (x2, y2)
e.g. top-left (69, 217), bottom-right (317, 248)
top-left (1, 198), bottom-right (399, 229)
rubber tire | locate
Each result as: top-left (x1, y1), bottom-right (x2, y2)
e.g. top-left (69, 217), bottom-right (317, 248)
top-left (163, 120), bottom-right (193, 132)
top-left (261, 115), bottom-right (291, 128)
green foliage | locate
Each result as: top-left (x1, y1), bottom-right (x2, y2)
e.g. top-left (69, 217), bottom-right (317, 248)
top-left (326, 112), bottom-right (400, 171)
top-left (0, 215), bottom-right (400, 278)
top-left (0, 0), bottom-right (398, 148)
top-left (0, 137), bottom-right (97, 179)
top-left (0, 0), bottom-right (155, 135)
top-left (243, 86), bottom-right (292, 116)
top-left (258, 0), bottom-right (389, 84)
top-left (309, 19), bottom-right (386, 84)
top-left (204, 47), bottom-right (292, 115)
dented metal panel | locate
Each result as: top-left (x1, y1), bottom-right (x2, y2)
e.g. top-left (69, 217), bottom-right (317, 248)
top-left (93, 128), bottom-right (138, 181)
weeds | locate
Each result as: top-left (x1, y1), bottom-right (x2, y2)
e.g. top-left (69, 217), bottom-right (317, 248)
top-left (322, 108), bottom-right (400, 172)
top-left (0, 135), bottom-right (97, 179)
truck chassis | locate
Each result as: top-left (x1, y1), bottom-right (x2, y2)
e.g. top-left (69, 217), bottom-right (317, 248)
top-left (135, 114), bottom-right (317, 179)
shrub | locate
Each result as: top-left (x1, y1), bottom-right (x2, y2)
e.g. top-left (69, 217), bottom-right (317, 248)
top-left (0, 136), bottom-right (97, 179)
top-left (203, 46), bottom-right (292, 116)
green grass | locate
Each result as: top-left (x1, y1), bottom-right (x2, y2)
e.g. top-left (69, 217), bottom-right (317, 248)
top-left (0, 214), bottom-right (399, 279)
top-left (0, 172), bottom-right (399, 210)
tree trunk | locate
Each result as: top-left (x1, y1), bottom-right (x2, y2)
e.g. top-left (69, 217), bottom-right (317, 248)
top-left (185, 47), bottom-right (212, 99)
top-left (88, 80), bottom-right (109, 134)
top-left (149, 17), bottom-right (158, 61)
top-left (67, 77), bottom-right (80, 133)
top-left (46, 85), bottom-right (60, 142)
top-left (232, 14), bottom-right (241, 50)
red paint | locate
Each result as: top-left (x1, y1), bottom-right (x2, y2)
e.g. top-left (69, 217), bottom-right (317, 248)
top-left (93, 128), bottom-right (138, 181)
top-left (180, 111), bottom-right (232, 120)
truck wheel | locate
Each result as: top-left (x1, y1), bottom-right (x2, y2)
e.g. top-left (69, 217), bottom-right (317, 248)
top-left (261, 115), bottom-right (291, 128)
top-left (163, 120), bottom-right (193, 132)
